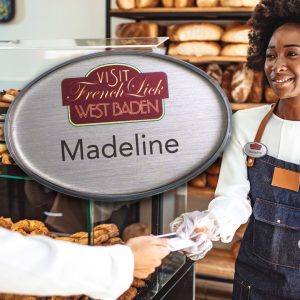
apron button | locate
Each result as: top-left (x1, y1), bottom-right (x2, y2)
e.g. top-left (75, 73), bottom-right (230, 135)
top-left (277, 219), bottom-right (281, 223)
top-left (298, 241), bottom-right (300, 248)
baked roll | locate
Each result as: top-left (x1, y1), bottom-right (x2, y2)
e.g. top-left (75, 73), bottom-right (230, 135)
top-left (116, 23), bottom-right (159, 38)
top-left (189, 173), bottom-right (207, 188)
top-left (136, 0), bottom-right (159, 8)
top-left (220, 0), bottom-right (243, 6)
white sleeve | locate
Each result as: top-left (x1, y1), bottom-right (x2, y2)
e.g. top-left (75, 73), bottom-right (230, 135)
top-left (208, 112), bottom-right (252, 243)
top-left (0, 228), bottom-right (134, 300)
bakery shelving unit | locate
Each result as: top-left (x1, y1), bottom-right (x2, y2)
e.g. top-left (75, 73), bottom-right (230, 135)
top-left (106, 0), bottom-right (257, 288)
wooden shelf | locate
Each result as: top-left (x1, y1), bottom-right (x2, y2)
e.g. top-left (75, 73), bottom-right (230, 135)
top-left (196, 248), bottom-right (235, 281)
top-left (170, 55), bottom-right (247, 64)
top-left (110, 7), bottom-right (254, 20)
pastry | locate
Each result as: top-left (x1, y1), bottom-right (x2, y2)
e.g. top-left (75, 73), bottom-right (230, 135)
top-left (11, 220), bottom-right (49, 235)
top-left (131, 278), bottom-right (146, 288)
top-left (94, 223), bottom-right (119, 238)
top-left (117, 287), bottom-right (137, 300)
top-left (0, 217), bottom-right (13, 230)
top-left (162, 0), bottom-right (174, 6)
top-left (174, 0), bottom-right (194, 7)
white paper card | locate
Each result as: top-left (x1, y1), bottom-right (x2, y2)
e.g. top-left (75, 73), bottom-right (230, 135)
top-left (167, 237), bottom-right (195, 252)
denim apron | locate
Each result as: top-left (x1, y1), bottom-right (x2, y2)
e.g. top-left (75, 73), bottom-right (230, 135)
top-left (232, 104), bottom-right (300, 300)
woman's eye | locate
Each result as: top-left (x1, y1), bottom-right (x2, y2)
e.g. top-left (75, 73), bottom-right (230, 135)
top-left (287, 51), bottom-right (298, 56)
top-left (266, 53), bottom-right (275, 59)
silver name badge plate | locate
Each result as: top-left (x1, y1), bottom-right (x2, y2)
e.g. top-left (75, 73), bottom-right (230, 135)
top-left (5, 51), bottom-right (231, 202)
top-left (243, 142), bottom-right (268, 158)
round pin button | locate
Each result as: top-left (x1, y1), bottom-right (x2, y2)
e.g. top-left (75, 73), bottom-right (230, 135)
top-left (243, 142), bottom-right (268, 158)
top-left (298, 240), bottom-right (300, 248)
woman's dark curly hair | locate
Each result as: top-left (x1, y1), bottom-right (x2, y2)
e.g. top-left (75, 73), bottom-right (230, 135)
top-left (247, 0), bottom-right (300, 71)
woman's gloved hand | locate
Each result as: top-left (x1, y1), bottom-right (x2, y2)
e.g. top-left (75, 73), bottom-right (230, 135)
top-left (170, 210), bottom-right (220, 260)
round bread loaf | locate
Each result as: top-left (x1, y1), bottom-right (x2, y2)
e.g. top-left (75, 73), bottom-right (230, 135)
top-left (221, 64), bottom-right (238, 102)
top-left (206, 63), bottom-right (223, 85)
top-left (247, 71), bottom-right (263, 103)
top-left (136, 0), bottom-right (159, 8)
top-left (162, 0), bottom-right (174, 7)
top-left (116, 23), bottom-right (159, 38)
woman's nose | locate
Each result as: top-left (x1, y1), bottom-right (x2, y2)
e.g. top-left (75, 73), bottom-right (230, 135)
top-left (272, 57), bottom-right (288, 72)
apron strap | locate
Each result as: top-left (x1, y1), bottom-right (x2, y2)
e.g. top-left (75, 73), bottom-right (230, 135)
top-left (247, 101), bottom-right (279, 167)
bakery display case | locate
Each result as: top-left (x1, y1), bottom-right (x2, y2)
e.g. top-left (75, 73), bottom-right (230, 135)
top-left (0, 37), bottom-right (232, 299)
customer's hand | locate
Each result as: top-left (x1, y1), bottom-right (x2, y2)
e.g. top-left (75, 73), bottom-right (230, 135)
top-left (126, 236), bottom-right (170, 279)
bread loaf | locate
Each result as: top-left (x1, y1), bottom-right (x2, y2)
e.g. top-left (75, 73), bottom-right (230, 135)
top-left (231, 63), bottom-right (254, 103)
top-left (242, 0), bottom-right (260, 7)
top-left (265, 85), bottom-right (278, 103)
top-left (221, 64), bottom-right (238, 101)
top-left (207, 174), bottom-right (219, 189)
top-left (116, 0), bottom-right (135, 10)
top-left (206, 63), bottom-right (223, 85)
top-left (189, 173), bottom-right (207, 188)
top-left (0, 126), bottom-right (4, 141)
top-left (221, 24), bottom-right (251, 44)
top-left (221, 43), bottom-right (249, 56)
top-left (247, 71), bottom-right (263, 103)
top-left (220, 0), bottom-right (243, 6)
top-left (175, 0), bottom-right (194, 7)
top-left (168, 42), bottom-right (221, 56)
top-left (196, 0), bottom-right (218, 6)
top-left (136, 0), bottom-right (159, 8)
top-left (231, 63), bottom-right (254, 102)
top-left (162, 0), bottom-right (174, 7)
top-left (116, 23), bottom-right (159, 38)
top-left (168, 23), bottom-right (224, 41)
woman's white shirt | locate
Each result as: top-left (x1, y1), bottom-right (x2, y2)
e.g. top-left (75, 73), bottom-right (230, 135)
top-left (208, 105), bottom-right (300, 242)
top-left (0, 227), bottom-right (134, 300)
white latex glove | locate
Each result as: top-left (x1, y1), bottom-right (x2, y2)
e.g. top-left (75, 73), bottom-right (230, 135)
top-left (170, 211), bottom-right (220, 261)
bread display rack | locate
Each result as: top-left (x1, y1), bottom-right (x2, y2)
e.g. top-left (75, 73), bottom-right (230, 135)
top-left (106, 0), bottom-right (262, 286)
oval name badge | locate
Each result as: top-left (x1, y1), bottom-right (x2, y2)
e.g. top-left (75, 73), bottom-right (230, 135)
top-left (5, 51), bottom-right (231, 202)
top-left (243, 142), bottom-right (268, 158)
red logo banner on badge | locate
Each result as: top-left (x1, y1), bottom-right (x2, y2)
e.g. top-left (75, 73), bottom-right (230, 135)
top-left (61, 64), bottom-right (169, 126)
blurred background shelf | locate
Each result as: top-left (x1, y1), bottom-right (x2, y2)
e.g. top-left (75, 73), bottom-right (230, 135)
top-left (110, 7), bottom-right (254, 20)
